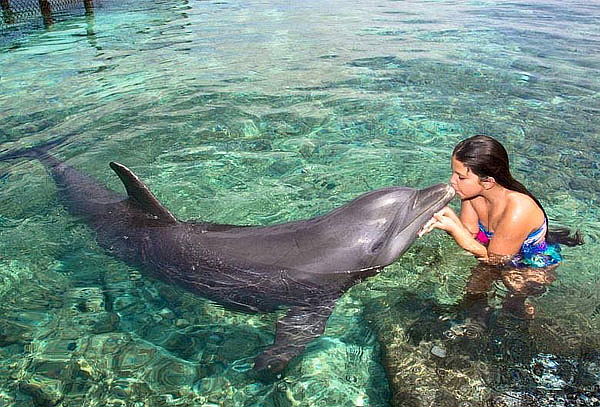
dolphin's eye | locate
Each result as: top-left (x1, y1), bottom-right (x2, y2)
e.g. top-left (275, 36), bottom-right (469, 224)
top-left (370, 239), bottom-right (384, 254)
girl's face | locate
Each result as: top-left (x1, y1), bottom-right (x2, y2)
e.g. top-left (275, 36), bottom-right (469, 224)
top-left (449, 156), bottom-right (484, 199)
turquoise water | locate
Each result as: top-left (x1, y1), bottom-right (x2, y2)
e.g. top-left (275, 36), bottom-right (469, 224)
top-left (1, 0), bottom-right (599, 405)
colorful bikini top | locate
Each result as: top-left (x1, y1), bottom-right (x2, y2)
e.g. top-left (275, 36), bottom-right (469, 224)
top-left (475, 219), bottom-right (562, 268)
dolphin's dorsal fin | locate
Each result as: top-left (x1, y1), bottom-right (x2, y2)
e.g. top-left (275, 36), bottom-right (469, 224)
top-left (109, 162), bottom-right (177, 223)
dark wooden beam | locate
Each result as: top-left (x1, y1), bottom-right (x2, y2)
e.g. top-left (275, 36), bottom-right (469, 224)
top-left (38, 0), bottom-right (53, 27)
top-left (83, 0), bottom-right (94, 15)
top-left (1, 0), bottom-right (15, 25)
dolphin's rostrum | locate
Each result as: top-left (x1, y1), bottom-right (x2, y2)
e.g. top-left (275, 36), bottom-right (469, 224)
top-left (0, 140), bottom-right (455, 376)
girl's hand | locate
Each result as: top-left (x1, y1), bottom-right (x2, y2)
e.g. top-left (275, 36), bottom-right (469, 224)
top-left (418, 206), bottom-right (461, 237)
top-left (432, 206), bottom-right (462, 233)
top-left (419, 206), bottom-right (489, 259)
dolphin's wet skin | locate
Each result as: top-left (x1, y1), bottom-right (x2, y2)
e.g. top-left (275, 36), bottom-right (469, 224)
top-left (0, 142), bottom-right (454, 377)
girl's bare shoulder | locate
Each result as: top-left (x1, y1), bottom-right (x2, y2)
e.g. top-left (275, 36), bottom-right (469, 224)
top-left (505, 191), bottom-right (544, 223)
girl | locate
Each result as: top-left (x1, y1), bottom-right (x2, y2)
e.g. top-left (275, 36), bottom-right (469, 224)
top-left (420, 135), bottom-right (582, 318)
top-left (421, 134), bottom-right (580, 267)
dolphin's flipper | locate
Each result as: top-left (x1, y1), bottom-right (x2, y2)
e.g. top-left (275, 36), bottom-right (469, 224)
top-left (254, 301), bottom-right (336, 377)
top-left (109, 162), bottom-right (177, 223)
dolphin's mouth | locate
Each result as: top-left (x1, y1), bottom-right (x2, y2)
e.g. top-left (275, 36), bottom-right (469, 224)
top-left (407, 184), bottom-right (455, 236)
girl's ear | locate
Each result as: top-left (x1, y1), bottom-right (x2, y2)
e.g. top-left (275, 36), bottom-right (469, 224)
top-left (480, 176), bottom-right (496, 190)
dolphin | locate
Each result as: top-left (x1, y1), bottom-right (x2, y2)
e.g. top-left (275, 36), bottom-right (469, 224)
top-left (0, 139), bottom-right (455, 375)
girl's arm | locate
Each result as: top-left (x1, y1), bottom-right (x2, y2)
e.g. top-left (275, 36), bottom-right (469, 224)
top-left (426, 199), bottom-right (537, 264)
top-left (428, 206), bottom-right (488, 259)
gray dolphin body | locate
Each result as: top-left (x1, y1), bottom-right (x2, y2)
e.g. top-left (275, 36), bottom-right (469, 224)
top-left (1, 143), bottom-right (454, 375)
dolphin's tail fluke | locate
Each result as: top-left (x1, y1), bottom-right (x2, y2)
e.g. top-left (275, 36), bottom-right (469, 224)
top-left (0, 137), bottom-right (69, 166)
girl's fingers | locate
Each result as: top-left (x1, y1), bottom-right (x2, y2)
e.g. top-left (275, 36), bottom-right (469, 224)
top-left (418, 218), bottom-right (438, 237)
top-left (419, 206), bottom-right (460, 237)
top-left (439, 206), bottom-right (459, 220)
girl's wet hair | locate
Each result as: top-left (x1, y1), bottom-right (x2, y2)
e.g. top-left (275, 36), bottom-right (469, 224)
top-left (453, 135), bottom-right (583, 246)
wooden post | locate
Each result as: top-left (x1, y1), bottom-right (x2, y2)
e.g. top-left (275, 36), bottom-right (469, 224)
top-left (1, 0), bottom-right (14, 25)
top-left (39, 0), bottom-right (53, 27)
top-left (83, 0), bottom-right (100, 50)
top-left (83, 0), bottom-right (94, 16)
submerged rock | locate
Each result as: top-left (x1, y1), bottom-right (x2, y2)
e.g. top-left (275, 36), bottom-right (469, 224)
top-left (360, 269), bottom-right (600, 406)
top-left (91, 312), bottom-right (120, 334)
top-left (430, 345), bottom-right (447, 358)
top-left (19, 375), bottom-right (64, 407)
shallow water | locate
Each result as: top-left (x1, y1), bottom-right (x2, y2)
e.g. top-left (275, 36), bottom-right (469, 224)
top-left (1, 0), bottom-right (599, 406)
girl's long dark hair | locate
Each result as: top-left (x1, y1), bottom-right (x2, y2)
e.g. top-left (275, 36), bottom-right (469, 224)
top-left (453, 135), bottom-right (583, 246)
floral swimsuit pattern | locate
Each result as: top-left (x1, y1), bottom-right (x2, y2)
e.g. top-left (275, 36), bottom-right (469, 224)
top-left (476, 220), bottom-right (562, 268)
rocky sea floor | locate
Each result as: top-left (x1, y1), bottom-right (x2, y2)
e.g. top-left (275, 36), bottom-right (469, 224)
top-left (0, 251), bottom-right (389, 407)
top-left (359, 243), bottom-right (600, 407)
